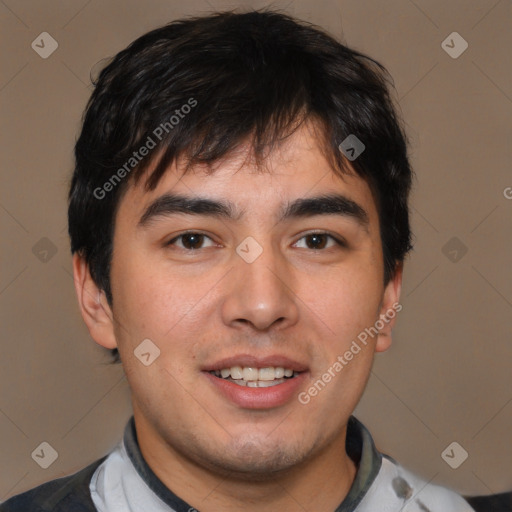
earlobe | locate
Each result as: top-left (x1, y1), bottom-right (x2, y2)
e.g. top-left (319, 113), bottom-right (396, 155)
top-left (72, 253), bottom-right (118, 350)
top-left (375, 262), bottom-right (403, 353)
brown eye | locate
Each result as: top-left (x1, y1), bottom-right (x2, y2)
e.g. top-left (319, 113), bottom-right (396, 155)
top-left (294, 232), bottom-right (345, 250)
top-left (166, 232), bottom-right (215, 250)
top-left (305, 233), bottom-right (329, 250)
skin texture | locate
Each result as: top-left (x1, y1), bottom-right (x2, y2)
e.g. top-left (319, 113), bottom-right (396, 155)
top-left (73, 120), bottom-right (402, 511)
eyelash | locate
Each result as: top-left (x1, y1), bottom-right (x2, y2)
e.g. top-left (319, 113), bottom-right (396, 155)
top-left (165, 231), bottom-right (347, 252)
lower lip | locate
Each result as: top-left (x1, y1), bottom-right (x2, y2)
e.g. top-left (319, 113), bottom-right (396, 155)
top-left (203, 371), bottom-right (309, 409)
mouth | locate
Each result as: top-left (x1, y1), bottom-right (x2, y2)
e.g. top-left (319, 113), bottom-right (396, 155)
top-left (209, 366), bottom-right (302, 388)
top-left (202, 355), bottom-right (309, 409)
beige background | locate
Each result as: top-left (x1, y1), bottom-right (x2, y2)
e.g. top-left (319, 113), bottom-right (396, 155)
top-left (1, 0), bottom-right (511, 502)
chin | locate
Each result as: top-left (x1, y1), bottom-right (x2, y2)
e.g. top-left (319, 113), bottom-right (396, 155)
top-left (196, 436), bottom-right (313, 480)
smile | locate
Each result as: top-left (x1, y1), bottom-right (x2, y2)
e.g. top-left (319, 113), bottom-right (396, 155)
top-left (209, 366), bottom-right (300, 388)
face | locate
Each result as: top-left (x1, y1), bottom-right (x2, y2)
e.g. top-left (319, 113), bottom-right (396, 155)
top-left (76, 121), bottom-right (401, 479)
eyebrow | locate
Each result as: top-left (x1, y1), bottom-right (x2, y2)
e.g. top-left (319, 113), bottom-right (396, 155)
top-left (138, 192), bottom-right (369, 229)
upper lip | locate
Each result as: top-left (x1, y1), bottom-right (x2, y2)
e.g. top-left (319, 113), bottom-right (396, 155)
top-left (202, 354), bottom-right (309, 372)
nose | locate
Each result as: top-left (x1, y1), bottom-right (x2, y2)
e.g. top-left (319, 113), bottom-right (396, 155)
top-left (220, 240), bottom-right (300, 332)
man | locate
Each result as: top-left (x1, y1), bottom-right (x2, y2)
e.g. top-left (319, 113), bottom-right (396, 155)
top-left (1, 9), bottom-right (479, 512)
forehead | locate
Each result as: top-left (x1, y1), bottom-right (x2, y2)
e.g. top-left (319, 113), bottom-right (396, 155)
top-left (118, 122), bottom-right (379, 229)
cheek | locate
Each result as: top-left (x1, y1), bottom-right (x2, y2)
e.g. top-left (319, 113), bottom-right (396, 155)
top-left (312, 263), bottom-right (383, 345)
top-left (112, 266), bottom-right (203, 396)
top-left (109, 248), bottom-right (180, 343)
top-left (111, 250), bottom-right (217, 356)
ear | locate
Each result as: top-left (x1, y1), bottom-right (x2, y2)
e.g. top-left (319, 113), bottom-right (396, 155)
top-left (72, 253), bottom-right (118, 350)
top-left (375, 262), bottom-right (403, 353)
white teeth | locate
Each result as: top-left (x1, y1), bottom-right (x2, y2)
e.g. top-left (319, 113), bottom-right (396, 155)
top-left (258, 367), bottom-right (276, 381)
top-left (256, 379), bottom-right (283, 387)
top-left (226, 378), bottom-right (287, 387)
top-left (230, 366), bottom-right (243, 379)
top-left (210, 365), bottom-right (300, 384)
top-left (242, 367), bottom-right (259, 381)
top-left (274, 367), bottom-right (285, 378)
